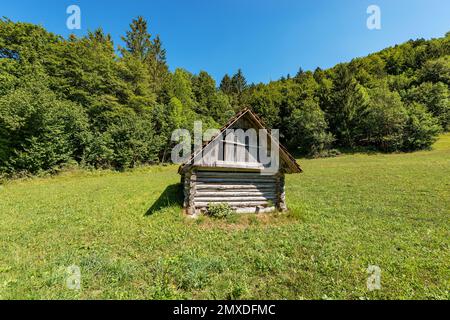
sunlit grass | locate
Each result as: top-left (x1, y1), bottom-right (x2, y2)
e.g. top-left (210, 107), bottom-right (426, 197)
top-left (0, 135), bottom-right (449, 299)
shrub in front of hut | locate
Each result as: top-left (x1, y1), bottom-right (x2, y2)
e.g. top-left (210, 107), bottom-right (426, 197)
top-left (207, 203), bottom-right (235, 219)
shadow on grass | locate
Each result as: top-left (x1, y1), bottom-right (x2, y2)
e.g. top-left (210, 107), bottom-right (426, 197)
top-left (145, 183), bottom-right (183, 216)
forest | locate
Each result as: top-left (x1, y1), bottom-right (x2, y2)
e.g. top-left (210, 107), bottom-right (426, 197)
top-left (0, 17), bottom-right (449, 175)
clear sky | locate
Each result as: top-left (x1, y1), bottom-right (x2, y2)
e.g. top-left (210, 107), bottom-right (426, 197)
top-left (1, 0), bottom-right (449, 84)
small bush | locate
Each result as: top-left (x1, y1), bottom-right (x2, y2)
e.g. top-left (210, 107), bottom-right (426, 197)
top-left (402, 102), bottom-right (442, 151)
top-left (310, 148), bottom-right (341, 158)
top-left (207, 203), bottom-right (235, 219)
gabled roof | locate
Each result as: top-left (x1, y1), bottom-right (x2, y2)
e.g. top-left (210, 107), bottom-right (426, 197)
top-left (178, 107), bottom-right (302, 174)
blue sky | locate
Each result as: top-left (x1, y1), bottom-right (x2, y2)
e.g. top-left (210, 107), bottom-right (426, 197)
top-left (1, 0), bottom-right (449, 84)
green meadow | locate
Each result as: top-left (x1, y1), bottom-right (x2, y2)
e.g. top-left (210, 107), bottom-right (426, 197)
top-left (0, 135), bottom-right (449, 300)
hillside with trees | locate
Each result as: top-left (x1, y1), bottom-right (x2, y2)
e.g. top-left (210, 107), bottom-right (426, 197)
top-left (0, 17), bottom-right (449, 175)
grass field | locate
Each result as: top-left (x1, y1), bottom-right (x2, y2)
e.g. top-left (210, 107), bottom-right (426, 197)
top-left (0, 135), bottom-right (449, 300)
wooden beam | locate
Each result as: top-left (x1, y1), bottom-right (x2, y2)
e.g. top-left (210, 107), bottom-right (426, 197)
top-left (195, 201), bottom-right (272, 207)
top-left (195, 191), bottom-right (276, 197)
top-left (194, 196), bottom-right (276, 202)
top-left (196, 184), bottom-right (274, 190)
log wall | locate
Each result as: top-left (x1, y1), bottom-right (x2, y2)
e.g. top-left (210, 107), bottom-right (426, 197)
top-left (186, 169), bottom-right (281, 214)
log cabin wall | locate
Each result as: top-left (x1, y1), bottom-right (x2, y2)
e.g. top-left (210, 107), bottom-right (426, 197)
top-left (188, 169), bottom-right (280, 214)
top-left (179, 108), bottom-right (301, 215)
top-left (185, 115), bottom-right (280, 214)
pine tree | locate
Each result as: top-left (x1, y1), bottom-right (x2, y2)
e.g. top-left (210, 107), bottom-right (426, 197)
top-left (327, 64), bottom-right (369, 147)
top-left (295, 67), bottom-right (305, 79)
top-left (148, 35), bottom-right (169, 94)
top-left (219, 74), bottom-right (233, 95)
top-left (231, 69), bottom-right (247, 95)
top-left (121, 16), bottom-right (152, 62)
top-left (192, 71), bottom-right (216, 114)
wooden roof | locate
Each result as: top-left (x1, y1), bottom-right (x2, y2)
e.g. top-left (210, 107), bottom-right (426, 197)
top-left (178, 107), bottom-right (303, 174)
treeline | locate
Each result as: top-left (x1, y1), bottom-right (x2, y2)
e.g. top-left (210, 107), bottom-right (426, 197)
top-left (0, 17), bottom-right (449, 175)
top-left (0, 17), bottom-right (235, 175)
top-left (243, 36), bottom-right (449, 155)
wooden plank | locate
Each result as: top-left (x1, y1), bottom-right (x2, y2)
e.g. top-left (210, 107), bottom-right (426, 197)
top-left (195, 174), bottom-right (275, 180)
top-left (218, 140), bottom-right (249, 147)
top-left (195, 184), bottom-right (275, 190)
top-left (195, 205), bottom-right (278, 214)
top-left (217, 132), bottom-right (224, 162)
top-left (195, 176), bottom-right (275, 182)
top-left (196, 189), bottom-right (274, 194)
top-left (202, 144), bottom-right (212, 166)
top-left (235, 207), bottom-right (276, 214)
top-left (234, 129), bottom-right (246, 163)
top-left (195, 201), bottom-right (271, 207)
top-left (247, 132), bottom-right (258, 163)
top-left (213, 161), bottom-right (264, 169)
top-left (195, 166), bottom-right (263, 173)
top-left (279, 174), bottom-right (287, 211)
top-left (211, 140), bottom-right (220, 164)
top-left (196, 182), bottom-right (275, 188)
top-left (196, 172), bottom-right (274, 177)
top-left (195, 191), bottom-right (276, 197)
top-left (187, 171), bottom-right (196, 215)
top-left (195, 174), bottom-right (276, 179)
top-left (194, 196), bottom-right (275, 202)
top-left (196, 178), bottom-right (273, 182)
top-left (236, 143), bottom-right (246, 162)
top-left (224, 130), bottom-right (235, 162)
top-left (196, 171), bottom-right (274, 177)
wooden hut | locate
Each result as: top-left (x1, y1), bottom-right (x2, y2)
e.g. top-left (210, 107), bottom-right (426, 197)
top-left (178, 108), bottom-right (302, 215)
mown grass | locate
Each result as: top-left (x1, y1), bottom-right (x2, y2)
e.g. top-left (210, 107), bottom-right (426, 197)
top-left (0, 135), bottom-right (449, 300)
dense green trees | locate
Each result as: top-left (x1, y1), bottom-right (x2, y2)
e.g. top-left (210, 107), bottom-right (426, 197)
top-left (0, 17), bottom-right (448, 175)
top-left (0, 76), bottom-right (90, 173)
top-left (242, 33), bottom-right (449, 155)
top-left (404, 82), bottom-right (449, 130)
top-left (359, 86), bottom-right (408, 151)
top-left (403, 102), bottom-right (441, 150)
top-left (326, 64), bottom-right (369, 148)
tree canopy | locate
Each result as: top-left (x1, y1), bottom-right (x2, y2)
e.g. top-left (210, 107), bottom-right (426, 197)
top-left (0, 17), bottom-right (448, 175)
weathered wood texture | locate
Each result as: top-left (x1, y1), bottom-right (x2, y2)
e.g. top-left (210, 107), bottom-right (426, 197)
top-left (276, 173), bottom-right (287, 211)
top-left (188, 170), bottom-right (278, 214)
top-left (193, 117), bottom-right (272, 169)
top-left (179, 108), bottom-right (302, 215)
top-left (179, 108), bottom-right (302, 175)
top-left (184, 171), bottom-right (196, 215)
